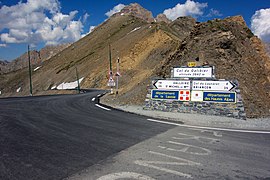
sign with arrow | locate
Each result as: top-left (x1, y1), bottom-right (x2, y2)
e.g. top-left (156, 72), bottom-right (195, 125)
top-left (153, 80), bottom-right (190, 90)
top-left (192, 80), bottom-right (235, 91)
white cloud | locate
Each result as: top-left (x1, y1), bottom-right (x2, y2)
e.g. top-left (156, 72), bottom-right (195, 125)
top-left (89, 26), bottom-right (96, 33)
top-left (207, 8), bottom-right (222, 17)
top-left (0, 0), bottom-right (84, 45)
top-left (0, 43), bottom-right (7, 47)
top-left (83, 13), bottom-right (89, 23)
top-left (251, 8), bottom-right (270, 42)
top-left (105, 4), bottom-right (125, 17)
top-left (81, 25), bottom-right (96, 38)
top-left (163, 0), bottom-right (208, 21)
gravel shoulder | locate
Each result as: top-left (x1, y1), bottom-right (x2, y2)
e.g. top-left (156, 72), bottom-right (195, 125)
top-left (100, 98), bottom-right (270, 131)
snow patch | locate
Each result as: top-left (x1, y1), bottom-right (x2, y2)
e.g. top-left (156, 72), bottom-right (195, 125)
top-left (34, 66), bottom-right (41, 72)
top-left (56, 77), bottom-right (84, 90)
top-left (128, 27), bottom-right (141, 34)
top-left (51, 85), bottom-right (56, 90)
top-left (16, 87), bottom-right (21, 92)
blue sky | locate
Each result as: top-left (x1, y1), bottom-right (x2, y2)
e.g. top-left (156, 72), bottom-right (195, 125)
top-left (0, 0), bottom-right (269, 61)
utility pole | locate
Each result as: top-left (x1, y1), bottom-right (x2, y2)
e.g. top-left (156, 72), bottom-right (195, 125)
top-left (75, 67), bottom-right (80, 93)
top-left (115, 57), bottom-right (120, 95)
top-left (28, 45), bottom-right (33, 96)
top-left (108, 44), bottom-right (115, 94)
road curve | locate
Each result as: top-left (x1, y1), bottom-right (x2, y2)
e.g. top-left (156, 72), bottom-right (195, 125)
top-left (0, 90), bottom-right (173, 180)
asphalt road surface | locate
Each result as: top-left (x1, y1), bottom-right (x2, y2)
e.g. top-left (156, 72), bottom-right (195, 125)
top-left (0, 90), bottom-right (172, 180)
top-left (1, 90), bottom-right (270, 180)
top-left (69, 123), bottom-right (270, 180)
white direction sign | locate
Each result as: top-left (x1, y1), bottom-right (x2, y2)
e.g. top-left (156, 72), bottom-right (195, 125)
top-left (173, 67), bottom-right (213, 78)
top-left (192, 80), bottom-right (235, 91)
top-left (153, 80), bottom-right (190, 90)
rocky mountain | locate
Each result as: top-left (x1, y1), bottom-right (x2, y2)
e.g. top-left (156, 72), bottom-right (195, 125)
top-left (265, 43), bottom-right (270, 57)
top-left (115, 3), bottom-right (155, 23)
top-left (0, 60), bottom-right (9, 73)
top-left (155, 14), bottom-right (171, 24)
top-left (0, 43), bottom-right (70, 74)
top-left (0, 4), bottom-right (269, 118)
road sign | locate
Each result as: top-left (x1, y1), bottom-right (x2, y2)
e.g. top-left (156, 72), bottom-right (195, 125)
top-left (191, 91), bottom-right (203, 102)
top-left (151, 90), bottom-right (179, 100)
top-left (153, 80), bottom-right (190, 90)
top-left (179, 90), bottom-right (190, 101)
top-left (173, 67), bottom-right (213, 78)
top-left (115, 72), bottom-right (121, 76)
top-left (192, 80), bottom-right (235, 91)
top-left (107, 77), bottom-right (115, 87)
top-left (203, 92), bottom-right (236, 103)
top-left (187, 62), bottom-right (196, 67)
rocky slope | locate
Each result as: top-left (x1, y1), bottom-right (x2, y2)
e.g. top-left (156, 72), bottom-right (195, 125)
top-left (265, 43), bottom-right (270, 57)
top-left (0, 44), bottom-right (70, 74)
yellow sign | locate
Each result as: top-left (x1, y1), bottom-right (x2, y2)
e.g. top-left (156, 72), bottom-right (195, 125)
top-left (188, 62), bottom-right (197, 67)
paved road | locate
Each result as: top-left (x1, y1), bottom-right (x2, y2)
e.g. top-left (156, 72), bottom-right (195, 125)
top-left (0, 90), bottom-right (173, 180)
top-left (1, 90), bottom-right (270, 180)
top-left (69, 124), bottom-right (270, 180)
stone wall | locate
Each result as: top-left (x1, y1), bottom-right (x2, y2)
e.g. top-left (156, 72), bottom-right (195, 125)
top-left (144, 79), bottom-right (247, 120)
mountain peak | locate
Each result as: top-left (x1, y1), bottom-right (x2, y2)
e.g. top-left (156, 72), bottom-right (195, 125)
top-left (116, 3), bottom-right (154, 23)
top-left (155, 14), bottom-right (171, 24)
top-left (224, 15), bottom-right (247, 27)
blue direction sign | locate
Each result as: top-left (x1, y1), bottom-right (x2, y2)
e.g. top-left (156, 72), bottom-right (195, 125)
top-left (151, 90), bottom-right (179, 100)
top-left (203, 92), bottom-right (236, 103)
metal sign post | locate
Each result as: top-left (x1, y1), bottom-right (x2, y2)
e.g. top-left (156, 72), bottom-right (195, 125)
top-left (28, 45), bottom-right (33, 96)
top-left (107, 44), bottom-right (115, 94)
top-left (115, 57), bottom-right (121, 95)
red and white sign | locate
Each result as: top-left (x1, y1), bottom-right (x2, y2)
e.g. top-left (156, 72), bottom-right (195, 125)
top-left (191, 91), bottom-right (203, 102)
top-left (179, 90), bottom-right (190, 101)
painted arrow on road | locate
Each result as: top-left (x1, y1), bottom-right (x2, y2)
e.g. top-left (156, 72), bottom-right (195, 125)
top-left (153, 80), bottom-right (190, 90)
top-left (192, 80), bottom-right (236, 91)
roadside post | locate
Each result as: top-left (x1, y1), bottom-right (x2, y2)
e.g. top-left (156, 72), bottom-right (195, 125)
top-left (75, 67), bottom-right (80, 93)
top-left (115, 57), bottom-right (121, 95)
top-left (107, 44), bottom-right (115, 94)
top-left (28, 45), bottom-right (33, 96)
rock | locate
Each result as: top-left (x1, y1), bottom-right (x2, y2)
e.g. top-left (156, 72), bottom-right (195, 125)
top-left (155, 14), bottom-right (171, 24)
top-left (116, 3), bottom-right (154, 23)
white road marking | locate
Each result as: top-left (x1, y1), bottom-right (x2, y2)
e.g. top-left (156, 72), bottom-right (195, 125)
top-left (189, 128), bottom-right (223, 137)
top-left (134, 151), bottom-right (201, 178)
top-left (213, 131), bottom-right (223, 137)
top-left (147, 119), bottom-right (270, 134)
top-left (97, 94), bottom-right (102, 97)
top-left (172, 132), bottom-right (219, 143)
top-left (91, 97), bottom-right (95, 101)
top-left (148, 151), bottom-right (201, 165)
top-left (97, 172), bottom-right (155, 180)
top-left (95, 104), bottom-right (111, 111)
top-left (162, 141), bottom-right (211, 155)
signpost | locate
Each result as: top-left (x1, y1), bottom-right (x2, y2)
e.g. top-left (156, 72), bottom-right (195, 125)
top-left (192, 80), bottom-right (235, 91)
top-left (153, 80), bottom-right (190, 90)
top-left (173, 67), bottom-right (213, 78)
top-left (151, 90), bottom-right (179, 100)
top-left (203, 92), bottom-right (236, 103)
